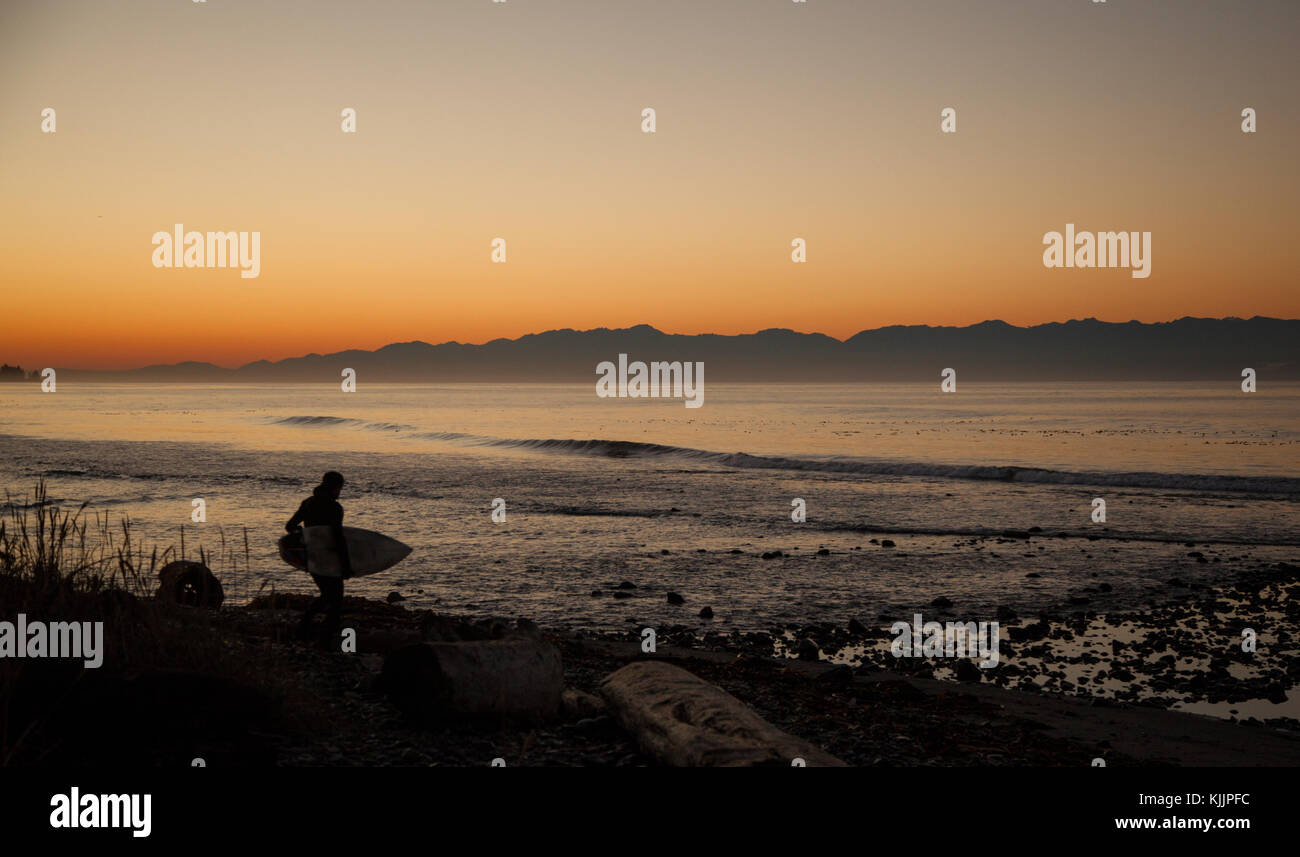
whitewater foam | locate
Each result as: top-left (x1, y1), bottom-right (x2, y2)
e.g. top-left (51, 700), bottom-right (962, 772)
top-left (270, 415), bottom-right (1300, 496)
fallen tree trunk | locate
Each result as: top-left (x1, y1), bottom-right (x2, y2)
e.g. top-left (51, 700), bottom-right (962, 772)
top-left (600, 661), bottom-right (845, 766)
top-left (378, 639), bottom-right (563, 723)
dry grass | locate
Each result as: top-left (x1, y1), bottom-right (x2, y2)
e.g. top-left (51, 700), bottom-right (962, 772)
top-left (0, 480), bottom-right (299, 764)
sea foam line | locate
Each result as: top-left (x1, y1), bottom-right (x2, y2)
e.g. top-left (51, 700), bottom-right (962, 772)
top-left (269, 415), bottom-right (1300, 496)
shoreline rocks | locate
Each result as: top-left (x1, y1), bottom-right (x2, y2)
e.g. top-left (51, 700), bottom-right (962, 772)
top-left (156, 560), bottom-right (224, 609)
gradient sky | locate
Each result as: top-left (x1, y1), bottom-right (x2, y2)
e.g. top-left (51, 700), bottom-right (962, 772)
top-left (1, 0), bottom-right (1297, 369)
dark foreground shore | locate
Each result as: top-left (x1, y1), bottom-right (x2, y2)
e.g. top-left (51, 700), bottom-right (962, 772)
top-left (7, 556), bottom-right (1298, 767)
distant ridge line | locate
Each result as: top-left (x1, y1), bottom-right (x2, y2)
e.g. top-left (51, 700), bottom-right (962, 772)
top-left (44, 317), bottom-right (1300, 382)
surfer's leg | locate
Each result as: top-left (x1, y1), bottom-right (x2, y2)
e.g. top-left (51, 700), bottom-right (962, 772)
top-left (319, 576), bottom-right (344, 641)
top-left (300, 574), bottom-right (330, 637)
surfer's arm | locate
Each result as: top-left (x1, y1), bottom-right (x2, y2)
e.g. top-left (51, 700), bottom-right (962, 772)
top-left (285, 501), bottom-right (307, 533)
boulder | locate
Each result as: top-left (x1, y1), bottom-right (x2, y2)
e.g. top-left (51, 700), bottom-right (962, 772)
top-left (156, 561), bottom-right (224, 608)
top-left (378, 638), bottom-right (563, 723)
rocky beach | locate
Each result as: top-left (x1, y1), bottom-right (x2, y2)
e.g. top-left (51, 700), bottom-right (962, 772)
top-left (8, 549), bottom-right (1296, 768)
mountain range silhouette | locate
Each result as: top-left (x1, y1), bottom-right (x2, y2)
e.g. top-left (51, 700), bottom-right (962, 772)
top-left (52, 317), bottom-right (1300, 382)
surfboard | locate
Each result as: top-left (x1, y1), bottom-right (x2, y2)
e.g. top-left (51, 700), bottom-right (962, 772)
top-left (277, 526), bottom-right (412, 578)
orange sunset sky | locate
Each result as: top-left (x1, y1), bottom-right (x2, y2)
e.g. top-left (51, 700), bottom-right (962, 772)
top-left (1, 0), bottom-right (1297, 370)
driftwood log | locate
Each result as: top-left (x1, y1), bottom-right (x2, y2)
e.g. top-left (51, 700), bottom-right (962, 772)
top-left (378, 639), bottom-right (563, 722)
top-left (600, 661), bottom-right (846, 766)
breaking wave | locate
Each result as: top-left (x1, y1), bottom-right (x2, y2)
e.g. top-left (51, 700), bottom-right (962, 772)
top-left (271, 416), bottom-right (1300, 496)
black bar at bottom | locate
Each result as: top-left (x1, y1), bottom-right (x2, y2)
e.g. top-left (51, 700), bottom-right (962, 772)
top-left (1, 766), bottom-right (1285, 843)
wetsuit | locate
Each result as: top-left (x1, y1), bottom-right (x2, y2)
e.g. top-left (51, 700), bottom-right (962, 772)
top-left (285, 484), bottom-right (352, 637)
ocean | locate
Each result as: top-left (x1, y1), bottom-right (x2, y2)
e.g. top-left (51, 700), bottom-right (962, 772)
top-left (2, 382), bottom-right (1298, 632)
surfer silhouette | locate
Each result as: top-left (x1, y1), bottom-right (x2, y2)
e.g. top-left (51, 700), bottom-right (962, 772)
top-left (285, 471), bottom-right (353, 641)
